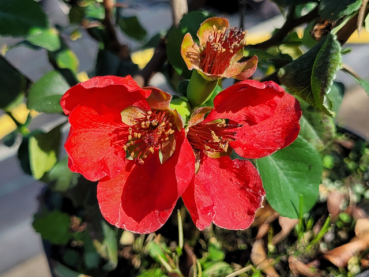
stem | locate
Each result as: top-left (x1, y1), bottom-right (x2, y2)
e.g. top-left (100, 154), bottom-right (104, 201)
top-left (248, 6), bottom-right (319, 50)
top-left (187, 70), bottom-right (218, 108)
top-left (6, 111), bottom-right (22, 128)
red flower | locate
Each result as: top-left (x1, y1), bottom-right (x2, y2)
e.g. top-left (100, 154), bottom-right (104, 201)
top-left (181, 17), bottom-right (258, 80)
top-left (61, 76), bottom-right (195, 233)
top-left (182, 80), bottom-right (302, 230)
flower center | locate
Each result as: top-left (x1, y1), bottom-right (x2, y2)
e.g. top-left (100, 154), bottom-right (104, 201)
top-left (200, 26), bottom-right (246, 75)
top-left (112, 109), bottom-right (175, 164)
top-left (187, 120), bottom-right (241, 154)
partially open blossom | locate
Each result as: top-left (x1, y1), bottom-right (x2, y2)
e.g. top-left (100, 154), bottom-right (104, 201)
top-left (182, 80), bottom-right (302, 230)
top-left (61, 76), bottom-right (195, 234)
top-left (181, 17), bottom-right (258, 80)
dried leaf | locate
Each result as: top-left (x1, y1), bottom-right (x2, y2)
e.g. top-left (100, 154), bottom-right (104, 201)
top-left (357, 0), bottom-right (369, 34)
top-left (252, 201), bottom-right (279, 228)
top-left (323, 235), bottom-right (369, 267)
top-left (289, 256), bottom-right (320, 277)
top-left (251, 240), bottom-right (279, 277)
top-left (327, 191), bottom-right (345, 220)
top-left (272, 216), bottom-right (299, 245)
top-left (355, 218), bottom-right (369, 237)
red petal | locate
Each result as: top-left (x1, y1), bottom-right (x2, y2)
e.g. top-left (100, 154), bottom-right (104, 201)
top-left (65, 104), bottom-right (126, 181)
top-left (61, 76), bottom-right (150, 115)
top-left (231, 91), bottom-right (301, 159)
top-left (205, 80), bottom-right (285, 125)
top-left (97, 130), bottom-right (195, 234)
top-left (145, 86), bottom-right (172, 110)
top-left (182, 155), bottom-right (265, 230)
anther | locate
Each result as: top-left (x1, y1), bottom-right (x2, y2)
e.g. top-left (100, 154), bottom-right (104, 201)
top-left (128, 135), bottom-right (132, 140)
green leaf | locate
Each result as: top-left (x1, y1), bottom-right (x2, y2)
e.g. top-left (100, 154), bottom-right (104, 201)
top-left (118, 16), bottom-right (147, 41)
top-left (63, 249), bottom-right (81, 267)
top-left (138, 268), bottom-right (169, 277)
top-left (27, 70), bottom-right (71, 113)
top-left (327, 82), bottom-right (344, 115)
top-left (278, 34), bottom-right (342, 116)
top-left (44, 157), bottom-right (79, 192)
top-left (142, 31), bottom-right (166, 49)
top-left (177, 80), bottom-right (189, 96)
top-left (170, 98), bottom-right (191, 122)
top-left (33, 210), bottom-right (71, 244)
top-left (311, 33), bottom-right (342, 116)
top-left (17, 136), bottom-right (32, 175)
top-left (202, 262), bottom-right (233, 277)
top-left (54, 262), bottom-right (81, 277)
top-left (299, 101), bottom-right (336, 151)
top-left (0, 0), bottom-right (48, 37)
top-left (256, 136), bottom-right (323, 218)
top-left (92, 221), bottom-right (118, 271)
top-left (202, 84), bottom-right (222, 107)
top-left (167, 11), bottom-right (213, 78)
top-left (342, 68), bottom-right (369, 96)
top-left (271, 0), bottom-right (314, 7)
top-left (3, 131), bottom-right (17, 147)
top-left (0, 56), bottom-right (29, 110)
top-left (48, 40), bottom-right (79, 73)
top-left (366, 14), bottom-right (369, 32)
top-left (29, 124), bottom-right (62, 179)
top-left (69, 5), bottom-right (85, 24)
top-left (319, 0), bottom-right (362, 21)
top-left (95, 49), bottom-right (139, 77)
top-left (26, 28), bottom-right (61, 51)
top-left (85, 3), bottom-right (104, 20)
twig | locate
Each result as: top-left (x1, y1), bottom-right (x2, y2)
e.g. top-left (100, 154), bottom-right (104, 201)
top-left (170, 0), bottom-right (188, 27)
top-left (102, 0), bottom-right (130, 58)
top-left (134, 0), bottom-right (190, 87)
top-left (260, 8), bottom-right (369, 85)
top-left (248, 6), bottom-right (319, 50)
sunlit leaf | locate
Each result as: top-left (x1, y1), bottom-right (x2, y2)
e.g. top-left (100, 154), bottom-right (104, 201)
top-left (256, 136), bottom-right (323, 218)
top-left (0, 0), bottom-right (48, 37)
top-left (319, 0), bottom-right (362, 21)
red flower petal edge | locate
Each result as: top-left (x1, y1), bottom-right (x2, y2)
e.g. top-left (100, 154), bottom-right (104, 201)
top-left (61, 75), bottom-right (150, 115)
top-left (182, 154), bottom-right (265, 230)
top-left (97, 130), bottom-right (195, 234)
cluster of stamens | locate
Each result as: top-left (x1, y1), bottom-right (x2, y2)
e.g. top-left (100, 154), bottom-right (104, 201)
top-left (111, 110), bottom-right (175, 165)
top-left (187, 120), bottom-right (242, 154)
top-left (200, 25), bottom-right (246, 75)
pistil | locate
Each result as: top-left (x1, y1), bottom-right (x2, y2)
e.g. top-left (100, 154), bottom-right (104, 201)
top-left (200, 26), bottom-right (246, 75)
top-left (111, 109), bottom-right (176, 164)
top-left (187, 120), bottom-right (241, 154)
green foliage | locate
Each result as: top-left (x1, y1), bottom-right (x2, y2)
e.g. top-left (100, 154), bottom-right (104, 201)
top-left (167, 11), bottom-right (213, 77)
top-left (0, 0), bottom-right (48, 37)
top-left (95, 49), bottom-right (139, 77)
top-left (29, 124), bottom-right (63, 180)
top-left (26, 28), bottom-right (61, 51)
top-left (271, 0), bottom-right (315, 7)
top-left (278, 34), bottom-right (342, 116)
top-left (44, 157), bottom-right (79, 192)
top-left (118, 16), bottom-right (147, 41)
top-left (170, 98), bottom-right (191, 122)
top-left (3, 131), bottom-right (17, 147)
top-left (319, 0), bottom-right (362, 20)
top-left (138, 268), bottom-right (169, 277)
top-left (33, 210), bottom-right (71, 244)
top-left (343, 69), bottom-right (369, 96)
top-left (202, 84), bottom-right (222, 107)
top-left (48, 39), bottom-right (79, 73)
top-left (0, 56), bottom-right (29, 110)
top-left (202, 262), bottom-right (233, 277)
top-left (27, 70), bottom-right (71, 113)
top-left (256, 136), bottom-right (323, 218)
top-left (299, 102), bottom-right (336, 151)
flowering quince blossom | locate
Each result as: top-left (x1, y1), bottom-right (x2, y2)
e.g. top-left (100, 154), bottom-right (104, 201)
top-left (181, 17), bottom-right (258, 81)
top-left (182, 80), bottom-right (302, 230)
top-left (61, 75), bottom-right (195, 234)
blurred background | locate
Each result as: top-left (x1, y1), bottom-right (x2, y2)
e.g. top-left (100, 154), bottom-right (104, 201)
top-left (1, 0), bottom-right (369, 276)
